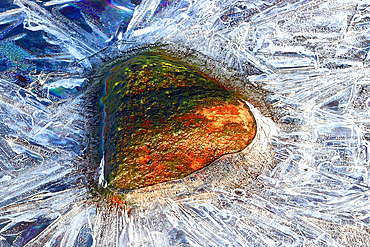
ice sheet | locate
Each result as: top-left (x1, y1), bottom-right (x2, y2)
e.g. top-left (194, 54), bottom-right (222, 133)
top-left (0, 0), bottom-right (370, 246)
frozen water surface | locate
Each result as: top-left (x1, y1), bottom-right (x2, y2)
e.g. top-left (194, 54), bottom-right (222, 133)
top-left (0, 0), bottom-right (370, 246)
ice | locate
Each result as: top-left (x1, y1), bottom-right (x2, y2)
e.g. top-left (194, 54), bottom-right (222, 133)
top-left (0, 0), bottom-right (369, 246)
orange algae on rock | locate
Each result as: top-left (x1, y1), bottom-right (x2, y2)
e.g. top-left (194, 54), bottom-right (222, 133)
top-left (101, 52), bottom-right (257, 190)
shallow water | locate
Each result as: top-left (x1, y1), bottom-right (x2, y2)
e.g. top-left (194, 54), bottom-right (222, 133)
top-left (1, 0), bottom-right (370, 246)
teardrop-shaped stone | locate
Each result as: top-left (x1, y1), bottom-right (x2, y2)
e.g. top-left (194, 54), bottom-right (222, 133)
top-left (102, 53), bottom-right (256, 190)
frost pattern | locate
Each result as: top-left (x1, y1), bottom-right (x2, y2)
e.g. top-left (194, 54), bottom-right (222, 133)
top-left (0, 0), bottom-right (370, 246)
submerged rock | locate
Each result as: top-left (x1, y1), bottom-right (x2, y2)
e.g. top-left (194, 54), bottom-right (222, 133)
top-left (102, 52), bottom-right (257, 190)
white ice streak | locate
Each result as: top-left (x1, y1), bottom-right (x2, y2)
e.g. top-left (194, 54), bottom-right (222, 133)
top-left (15, 0), bottom-right (108, 62)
